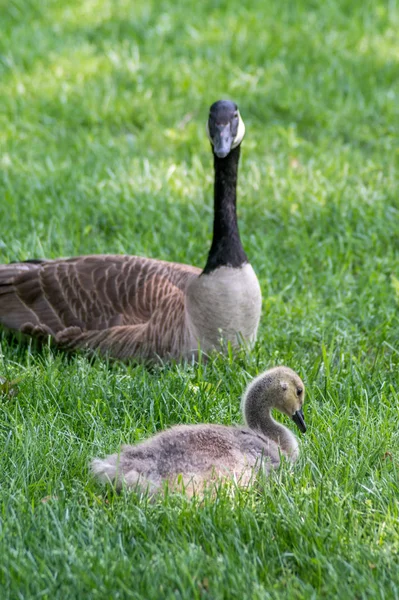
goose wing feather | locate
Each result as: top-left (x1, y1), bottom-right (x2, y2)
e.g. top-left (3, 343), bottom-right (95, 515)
top-left (0, 255), bottom-right (200, 359)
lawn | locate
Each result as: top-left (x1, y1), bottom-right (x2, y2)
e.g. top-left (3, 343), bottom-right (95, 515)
top-left (1, 0), bottom-right (399, 597)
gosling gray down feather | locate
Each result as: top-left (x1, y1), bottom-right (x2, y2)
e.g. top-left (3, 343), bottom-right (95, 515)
top-left (91, 366), bottom-right (306, 497)
top-left (0, 100), bottom-right (261, 361)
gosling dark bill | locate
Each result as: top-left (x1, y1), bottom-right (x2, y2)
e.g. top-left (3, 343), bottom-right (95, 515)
top-left (292, 408), bottom-right (306, 433)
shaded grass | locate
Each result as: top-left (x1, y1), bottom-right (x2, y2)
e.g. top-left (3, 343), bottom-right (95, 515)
top-left (1, 0), bottom-right (399, 597)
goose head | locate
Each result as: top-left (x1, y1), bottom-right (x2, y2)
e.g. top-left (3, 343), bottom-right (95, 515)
top-left (273, 367), bottom-right (306, 433)
top-left (206, 100), bottom-right (246, 159)
top-left (243, 366), bottom-right (307, 434)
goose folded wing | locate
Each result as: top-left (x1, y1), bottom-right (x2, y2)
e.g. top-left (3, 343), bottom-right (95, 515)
top-left (0, 254), bottom-right (200, 336)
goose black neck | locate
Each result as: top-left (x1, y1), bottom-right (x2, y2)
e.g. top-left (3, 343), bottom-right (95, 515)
top-left (203, 145), bottom-right (248, 274)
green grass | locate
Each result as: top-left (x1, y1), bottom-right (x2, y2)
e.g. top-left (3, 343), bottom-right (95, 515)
top-left (1, 0), bottom-right (399, 597)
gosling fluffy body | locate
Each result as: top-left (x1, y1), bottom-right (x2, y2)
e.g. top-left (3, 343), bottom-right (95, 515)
top-left (92, 366), bottom-right (306, 496)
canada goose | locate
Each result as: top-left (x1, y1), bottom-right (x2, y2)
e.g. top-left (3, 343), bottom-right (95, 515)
top-left (92, 366), bottom-right (306, 496)
top-left (0, 100), bottom-right (261, 361)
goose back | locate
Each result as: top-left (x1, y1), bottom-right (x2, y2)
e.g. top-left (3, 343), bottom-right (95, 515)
top-left (0, 255), bottom-right (200, 360)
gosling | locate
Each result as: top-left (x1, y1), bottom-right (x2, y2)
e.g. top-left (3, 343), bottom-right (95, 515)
top-left (91, 366), bottom-right (306, 496)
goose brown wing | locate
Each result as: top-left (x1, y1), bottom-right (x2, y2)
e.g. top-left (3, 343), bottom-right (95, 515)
top-left (0, 254), bottom-right (200, 338)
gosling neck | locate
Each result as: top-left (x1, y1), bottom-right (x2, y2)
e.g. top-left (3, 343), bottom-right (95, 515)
top-left (202, 145), bottom-right (248, 274)
top-left (243, 379), bottom-right (298, 459)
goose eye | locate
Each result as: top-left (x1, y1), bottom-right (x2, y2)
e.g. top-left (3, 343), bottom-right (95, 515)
top-left (296, 387), bottom-right (303, 397)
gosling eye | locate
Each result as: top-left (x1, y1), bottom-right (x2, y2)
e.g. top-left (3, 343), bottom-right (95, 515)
top-left (296, 387), bottom-right (303, 397)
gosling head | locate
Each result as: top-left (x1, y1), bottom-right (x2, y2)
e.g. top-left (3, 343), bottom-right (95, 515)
top-left (273, 367), bottom-right (306, 433)
top-left (206, 100), bottom-right (246, 159)
top-left (243, 366), bottom-right (307, 434)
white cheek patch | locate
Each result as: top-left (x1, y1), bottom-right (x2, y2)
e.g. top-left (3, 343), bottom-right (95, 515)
top-left (232, 111), bottom-right (245, 148)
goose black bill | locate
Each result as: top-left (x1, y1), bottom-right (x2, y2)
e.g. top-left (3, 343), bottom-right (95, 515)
top-left (212, 123), bottom-right (234, 158)
top-left (292, 408), bottom-right (306, 433)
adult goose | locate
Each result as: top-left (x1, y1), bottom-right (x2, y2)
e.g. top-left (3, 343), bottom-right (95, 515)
top-left (92, 366), bottom-right (307, 496)
top-left (0, 100), bottom-right (261, 361)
